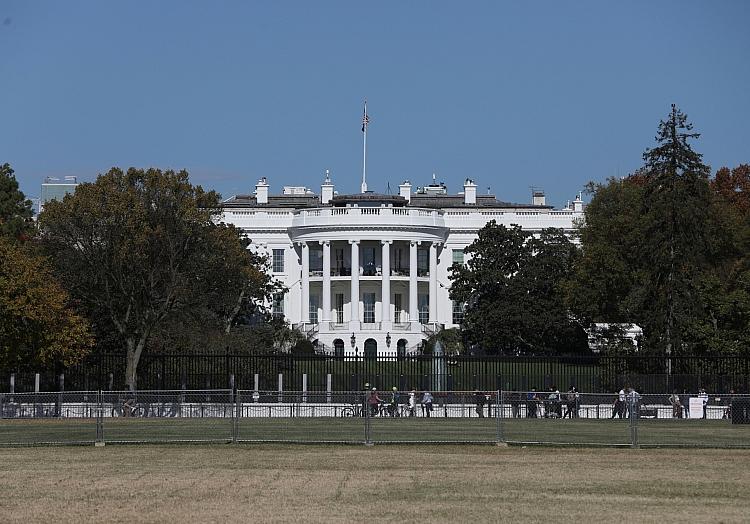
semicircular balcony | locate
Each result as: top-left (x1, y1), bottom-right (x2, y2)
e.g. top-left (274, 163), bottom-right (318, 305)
top-left (290, 206), bottom-right (448, 243)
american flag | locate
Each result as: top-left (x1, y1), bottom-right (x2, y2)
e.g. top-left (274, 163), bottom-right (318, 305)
top-left (361, 102), bottom-right (370, 132)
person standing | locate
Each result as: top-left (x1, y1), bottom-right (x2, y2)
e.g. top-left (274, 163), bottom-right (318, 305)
top-left (668, 390), bottom-right (682, 418)
top-left (699, 388), bottom-right (709, 419)
top-left (408, 389), bottom-right (417, 417)
top-left (422, 391), bottom-right (434, 418)
top-left (474, 390), bottom-right (485, 418)
top-left (681, 390), bottom-right (691, 419)
top-left (612, 388), bottom-right (625, 419)
top-left (526, 389), bottom-right (539, 418)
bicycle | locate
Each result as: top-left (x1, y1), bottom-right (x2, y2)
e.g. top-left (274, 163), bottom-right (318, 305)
top-left (113, 398), bottom-right (148, 418)
top-left (340, 403), bottom-right (365, 417)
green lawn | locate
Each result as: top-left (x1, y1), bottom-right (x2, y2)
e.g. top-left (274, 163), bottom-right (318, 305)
top-left (2, 415), bottom-right (750, 448)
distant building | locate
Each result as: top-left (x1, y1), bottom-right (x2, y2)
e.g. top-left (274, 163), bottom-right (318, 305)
top-left (39, 176), bottom-right (78, 213)
top-left (221, 172), bottom-right (586, 357)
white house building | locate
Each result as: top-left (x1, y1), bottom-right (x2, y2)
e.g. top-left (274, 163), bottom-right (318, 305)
top-left (221, 173), bottom-right (585, 357)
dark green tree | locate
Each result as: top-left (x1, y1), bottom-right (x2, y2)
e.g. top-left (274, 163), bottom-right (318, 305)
top-left (449, 222), bottom-right (586, 355)
top-left (39, 167), bottom-right (279, 389)
top-left (0, 163), bottom-right (35, 241)
top-left (639, 104), bottom-right (713, 358)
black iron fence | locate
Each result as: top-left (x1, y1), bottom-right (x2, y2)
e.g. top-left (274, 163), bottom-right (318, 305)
top-left (2, 353), bottom-right (749, 394)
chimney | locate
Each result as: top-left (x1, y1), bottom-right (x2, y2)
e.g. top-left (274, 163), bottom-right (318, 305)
top-left (321, 170), bottom-right (334, 204)
top-left (463, 179), bottom-right (477, 205)
top-left (255, 177), bottom-right (269, 204)
top-left (532, 190), bottom-right (546, 206)
top-left (572, 191), bottom-right (584, 212)
top-left (399, 181), bottom-right (412, 203)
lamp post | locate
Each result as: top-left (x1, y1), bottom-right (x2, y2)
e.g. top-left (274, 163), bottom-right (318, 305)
top-left (385, 332), bottom-right (391, 348)
top-left (351, 332), bottom-right (356, 348)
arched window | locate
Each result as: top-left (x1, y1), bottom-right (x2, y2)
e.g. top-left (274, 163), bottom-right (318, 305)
top-left (397, 339), bottom-right (407, 359)
top-left (333, 339), bottom-right (344, 357)
top-left (364, 338), bottom-right (377, 359)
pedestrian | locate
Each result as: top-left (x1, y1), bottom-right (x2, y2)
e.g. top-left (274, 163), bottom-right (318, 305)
top-left (681, 390), bottom-right (690, 419)
top-left (474, 390), bottom-right (485, 418)
top-left (699, 388), bottom-right (709, 419)
top-left (611, 388), bottom-right (625, 419)
top-left (563, 386), bottom-right (579, 419)
top-left (422, 391), bottom-right (434, 417)
top-left (668, 390), bottom-right (682, 418)
top-left (408, 389), bottom-right (416, 417)
top-left (526, 388), bottom-right (539, 418)
top-left (367, 387), bottom-right (383, 417)
top-left (388, 387), bottom-right (400, 417)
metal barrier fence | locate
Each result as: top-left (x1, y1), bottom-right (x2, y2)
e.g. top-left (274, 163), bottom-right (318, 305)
top-left (499, 391), bottom-right (750, 448)
top-left (2, 390), bottom-right (749, 447)
top-left (5, 353), bottom-right (750, 393)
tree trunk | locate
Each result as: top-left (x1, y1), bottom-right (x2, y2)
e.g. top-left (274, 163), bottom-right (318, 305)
top-left (125, 333), bottom-right (149, 391)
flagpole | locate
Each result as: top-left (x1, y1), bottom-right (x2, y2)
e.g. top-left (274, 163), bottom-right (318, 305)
top-left (361, 100), bottom-right (368, 193)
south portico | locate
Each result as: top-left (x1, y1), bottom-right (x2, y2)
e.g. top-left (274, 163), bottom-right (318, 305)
top-left (292, 234), bottom-right (445, 356)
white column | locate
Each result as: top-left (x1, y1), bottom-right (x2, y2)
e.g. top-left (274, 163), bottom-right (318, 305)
top-left (409, 241), bottom-right (419, 325)
top-left (322, 241), bottom-right (331, 322)
top-left (381, 240), bottom-right (391, 330)
top-left (349, 239), bottom-right (360, 329)
top-left (300, 242), bottom-right (309, 323)
top-left (429, 242), bottom-right (439, 324)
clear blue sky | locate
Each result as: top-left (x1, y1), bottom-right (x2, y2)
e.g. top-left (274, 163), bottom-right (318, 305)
top-left (1, 1), bottom-right (748, 208)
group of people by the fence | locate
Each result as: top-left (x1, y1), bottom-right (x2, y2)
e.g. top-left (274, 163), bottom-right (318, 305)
top-left (363, 384), bottom-right (435, 418)
top-left (522, 386), bottom-right (580, 419)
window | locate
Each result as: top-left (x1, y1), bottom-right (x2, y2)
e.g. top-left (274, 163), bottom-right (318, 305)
top-left (417, 249), bottom-right (428, 276)
top-left (333, 339), bottom-right (344, 357)
top-left (309, 295), bottom-right (319, 324)
top-left (418, 294), bottom-right (429, 324)
top-left (394, 294), bottom-right (402, 323)
top-left (334, 248), bottom-right (346, 275)
top-left (272, 293), bottom-right (284, 320)
top-left (363, 247), bottom-right (376, 276)
top-left (452, 249), bottom-right (464, 266)
top-left (363, 292), bottom-right (376, 323)
top-left (393, 248), bottom-right (405, 274)
top-left (309, 249), bottom-right (322, 275)
top-left (335, 293), bottom-right (344, 323)
top-left (272, 249), bottom-right (285, 273)
top-left (452, 300), bottom-right (465, 325)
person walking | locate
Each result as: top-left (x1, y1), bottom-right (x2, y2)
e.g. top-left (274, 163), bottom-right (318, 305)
top-left (422, 391), bottom-right (434, 418)
top-left (367, 387), bottom-right (383, 417)
top-left (474, 390), bottom-right (485, 418)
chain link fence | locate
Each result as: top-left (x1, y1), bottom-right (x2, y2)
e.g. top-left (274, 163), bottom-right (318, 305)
top-left (499, 391), bottom-right (750, 448)
top-left (2, 389), bottom-right (749, 447)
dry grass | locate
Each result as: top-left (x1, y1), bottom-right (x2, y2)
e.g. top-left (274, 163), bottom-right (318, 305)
top-left (1, 445), bottom-right (749, 523)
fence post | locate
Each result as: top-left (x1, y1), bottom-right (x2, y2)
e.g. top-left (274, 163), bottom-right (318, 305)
top-left (56, 373), bottom-right (64, 417)
top-left (326, 374), bottom-right (332, 403)
top-left (278, 373), bottom-right (283, 403)
top-left (35, 373), bottom-right (40, 393)
top-left (95, 390), bottom-right (105, 447)
top-left (302, 373), bottom-right (308, 403)
top-left (9, 373), bottom-right (14, 394)
top-left (496, 390), bottom-right (505, 445)
top-left (364, 396), bottom-right (373, 446)
top-left (254, 373), bottom-right (259, 398)
top-left (629, 395), bottom-right (639, 448)
top-left (234, 389), bottom-right (241, 443)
